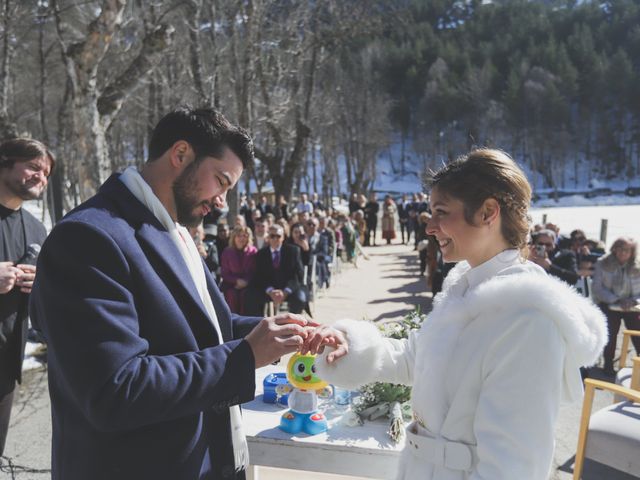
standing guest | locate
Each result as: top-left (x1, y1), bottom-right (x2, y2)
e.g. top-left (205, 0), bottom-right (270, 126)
top-left (348, 192), bottom-right (360, 215)
top-left (397, 194), bottom-right (410, 244)
top-left (0, 138), bottom-right (53, 456)
top-left (253, 218), bottom-right (268, 250)
top-left (295, 193), bottom-right (314, 214)
top-left (188, 224), bottom-right (208, 259)
top-left (220, 226), bottom-right (257, 315)
top-left (30, 107), bottom-right (311, 480)
top-left (338, 214), bottom-right (356, 263)
top-left (250, 208), bottom-right (262, 229)
top-left (308, 148), bottom-right (607, 480)
top-left (311, 192), bottom-right (325, 212)
top-left (352, 210), bottom-right (367, 243)
top-left (381, 195), bottom-right (397, 245)
top-left (415, 212), bottom-right (431, 277)
top-left (592, 236), bottom-right (640, 376)
top-left (214, 222), bottom-right (230, 267)
top-left (202, 224), bottom-right (220, 275)
top-left (256, 195), bottom-right (272, 217)
top-left (416, 192), bottom-right (429, 213)
top-left (239, 197), bottom-right (252, 229)
top-left (363, 193), bottom-right (379, 247)
top-left (406, 194), bottom-right (418, 245)
top-left (274, 194), bottom-right (290, 221)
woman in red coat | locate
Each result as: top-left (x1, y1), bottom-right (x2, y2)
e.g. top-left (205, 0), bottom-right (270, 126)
top-left (220, 225), bottom-right (257, 314)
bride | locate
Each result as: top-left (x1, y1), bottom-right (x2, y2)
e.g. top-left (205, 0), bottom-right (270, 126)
top-left (306, 148), bottom-right (607, 479)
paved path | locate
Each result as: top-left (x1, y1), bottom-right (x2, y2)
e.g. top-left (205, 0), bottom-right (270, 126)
top-left (0, 241), bottom-right (619, 479)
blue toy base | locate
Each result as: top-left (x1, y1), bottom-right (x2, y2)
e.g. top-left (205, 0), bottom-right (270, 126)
top-left (279, 410), bottom-right (328, 435)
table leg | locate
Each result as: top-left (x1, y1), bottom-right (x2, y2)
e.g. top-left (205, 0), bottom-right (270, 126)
top-left (246, 465), bottom-right (259, 480)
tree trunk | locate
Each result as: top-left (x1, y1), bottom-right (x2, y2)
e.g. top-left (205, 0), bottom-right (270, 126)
top-left (0, 0), bottom-right (17, 139)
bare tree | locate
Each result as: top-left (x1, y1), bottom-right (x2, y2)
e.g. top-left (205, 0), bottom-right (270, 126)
top-left (0, 0), bottom-right (18, 138)
top-left (52, 0), bottom-right (174, 200)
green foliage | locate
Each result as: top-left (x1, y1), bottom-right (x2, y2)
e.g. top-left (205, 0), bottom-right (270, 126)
top-left (375, 0), bottom-right (640, 182)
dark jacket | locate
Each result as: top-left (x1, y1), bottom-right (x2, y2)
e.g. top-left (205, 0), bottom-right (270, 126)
top-left (252, 243), bottom-right (304, 294)
top-left (0, 208), bottom-right (46, 395)
top-left (550, 249), bottom-right (580, 285)
top-left (30, 175), bottom-right (261, 480)
top-left (364, 201), bottom-right (379, 228)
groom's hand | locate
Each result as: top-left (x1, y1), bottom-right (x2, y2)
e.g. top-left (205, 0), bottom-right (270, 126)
top-left (245, 313), bottom-right (317, 368)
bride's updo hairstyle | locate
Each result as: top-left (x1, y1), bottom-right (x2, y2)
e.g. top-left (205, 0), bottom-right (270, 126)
top-left (426, 148), bottom-right (532, 251)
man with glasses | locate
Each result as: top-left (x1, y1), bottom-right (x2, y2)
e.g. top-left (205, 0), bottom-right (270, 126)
top-left (248, 225), bottom-right (306, 316)
top-left (529, 229), bottom-right (581, 285)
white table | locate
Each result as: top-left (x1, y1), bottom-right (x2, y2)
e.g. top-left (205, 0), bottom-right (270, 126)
top-left (243, 366), bottom-right (404, 479)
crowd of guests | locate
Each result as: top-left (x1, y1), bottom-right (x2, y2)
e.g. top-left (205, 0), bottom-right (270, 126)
top-left (192, 192), bottom-right (386, 317)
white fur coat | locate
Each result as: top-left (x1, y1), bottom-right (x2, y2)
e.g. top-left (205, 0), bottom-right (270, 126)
top-left (317, 260), bottom-right (607, 480)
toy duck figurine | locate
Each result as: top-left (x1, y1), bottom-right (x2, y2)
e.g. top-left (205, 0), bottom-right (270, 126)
top-left (278, 353), bottom-right (329, 435)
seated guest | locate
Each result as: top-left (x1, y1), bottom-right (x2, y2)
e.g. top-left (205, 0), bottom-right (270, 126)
top-left (592, 236), bottom-right (640, 375)
top-left (307, 217), bottom-right (331, 289)
top-left (327, 217), bottom-right (342, 261)
top-left (234, 214), bottom-right (246, 228)
top-left (275, 218), bottom-right (290, 240)
top-left (288, 223), bottom-right (311, 268)
top-left (220, 226), bottom-right (257, 314)
top-left (246, 225), bottom-right (306, 315)
top-left (265, 213), bottom-right (275, 228)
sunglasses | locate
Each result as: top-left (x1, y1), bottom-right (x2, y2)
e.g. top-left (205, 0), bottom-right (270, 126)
top-left (269, 234), bottom-right (282, 239)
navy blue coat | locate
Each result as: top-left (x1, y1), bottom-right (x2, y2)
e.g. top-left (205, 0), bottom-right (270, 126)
top-left (30, 175), bottom-right (261, 480)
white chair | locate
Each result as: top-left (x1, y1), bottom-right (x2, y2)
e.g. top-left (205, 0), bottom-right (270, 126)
top-left (573, 357), bottom-right (640, 479)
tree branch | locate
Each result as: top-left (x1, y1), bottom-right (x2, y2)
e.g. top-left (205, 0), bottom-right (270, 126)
top-left (97, 23), bottom-right (175, 127)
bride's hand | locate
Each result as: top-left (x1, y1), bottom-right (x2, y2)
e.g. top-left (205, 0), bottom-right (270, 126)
top-left (301, 324), bottom-right (349, 363)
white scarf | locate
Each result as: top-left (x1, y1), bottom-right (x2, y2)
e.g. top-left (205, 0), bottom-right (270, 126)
top-left (119, 167), bottom-right (249, 471)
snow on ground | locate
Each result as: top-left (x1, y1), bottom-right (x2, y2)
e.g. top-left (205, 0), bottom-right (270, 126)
top-left (530, 203), bottom-right (640, 248)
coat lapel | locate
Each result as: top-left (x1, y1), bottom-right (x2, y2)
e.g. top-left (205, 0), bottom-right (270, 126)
top-left (99, 174), bottom-right (220, 346)
top-left (204, 263), bottom-right (233, 342)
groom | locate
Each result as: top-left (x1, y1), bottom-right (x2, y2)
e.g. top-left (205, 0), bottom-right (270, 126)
top-left (30, 107), bottom-right (310, 480)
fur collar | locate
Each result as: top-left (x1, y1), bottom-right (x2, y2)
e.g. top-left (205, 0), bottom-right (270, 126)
top-left (437, 261), bottom-right (607, 368)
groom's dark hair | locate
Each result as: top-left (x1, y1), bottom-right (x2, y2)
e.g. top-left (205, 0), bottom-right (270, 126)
top-left (148, 106), bottom-right (254, 170)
